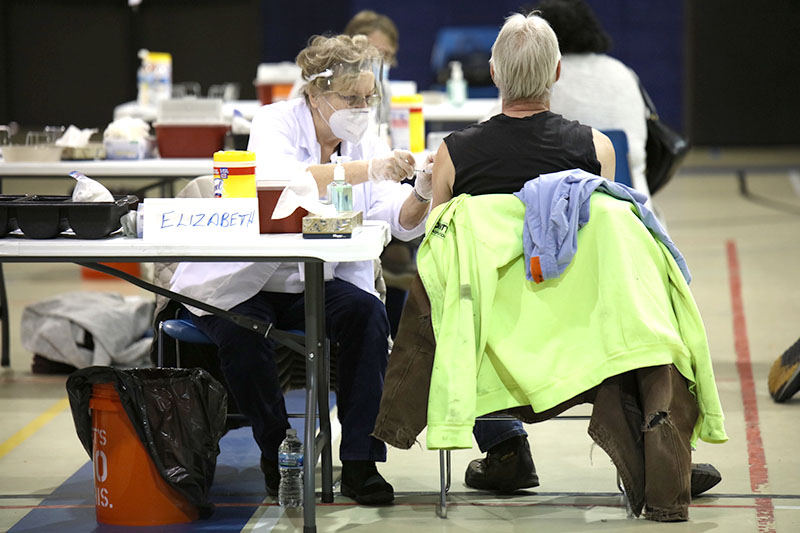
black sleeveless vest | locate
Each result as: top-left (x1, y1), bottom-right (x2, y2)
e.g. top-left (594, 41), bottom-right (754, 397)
top-left (445, 111), bottom-right (601, 196)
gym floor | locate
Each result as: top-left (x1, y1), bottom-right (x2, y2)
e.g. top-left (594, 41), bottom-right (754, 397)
top-left (1, 148), bottom-right (799, 532)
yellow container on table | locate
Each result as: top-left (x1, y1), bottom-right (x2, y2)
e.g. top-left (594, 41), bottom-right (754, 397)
top-left (213, 150), bottom-right (257, 198)
top-left (390, 94), bottom-right (425, 153)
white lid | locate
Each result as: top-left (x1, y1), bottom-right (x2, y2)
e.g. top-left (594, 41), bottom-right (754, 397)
top-left (157, 98), bottom-right (224, 123)
top-left (449, 61), bottom-right (464, 81)
top-left (256, 62), bottom-right (301, 83)
top-left (333, 163), bottom-right (345, 182)
top-left (389, 80), bottom-right (418, 96)
top-left (257, 179), bottom-right (290, 188)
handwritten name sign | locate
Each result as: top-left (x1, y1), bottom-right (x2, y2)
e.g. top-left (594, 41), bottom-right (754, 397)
top-left (143, 198), bottom-right (259, 241)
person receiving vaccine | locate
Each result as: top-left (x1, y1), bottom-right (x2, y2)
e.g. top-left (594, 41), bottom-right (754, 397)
top-left (169, 34), bottom-right (433, 506)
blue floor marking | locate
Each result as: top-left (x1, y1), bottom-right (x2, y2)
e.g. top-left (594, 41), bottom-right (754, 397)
top-left (9, 390), bottom-right (336, 532)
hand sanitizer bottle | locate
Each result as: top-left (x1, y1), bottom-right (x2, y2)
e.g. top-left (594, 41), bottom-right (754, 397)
top-left (327, 155), bottom-right (353, 212)
top-left (447, 61), bottom-right (467, 107)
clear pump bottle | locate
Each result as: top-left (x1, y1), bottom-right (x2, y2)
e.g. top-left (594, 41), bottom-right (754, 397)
top-left (327, 155), bottom-right (353, 212)
top-left (447, 61), bottom-right (467, 107)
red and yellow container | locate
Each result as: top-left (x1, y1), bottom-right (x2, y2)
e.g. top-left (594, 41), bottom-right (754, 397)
top-left (390, 94), bottom-right (425, 153)
top-left (89, 383), bottom-right (197, 526)
top-left (213, 150), bottom-right (257, 198)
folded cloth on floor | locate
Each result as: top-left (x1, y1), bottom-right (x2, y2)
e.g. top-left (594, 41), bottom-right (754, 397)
top-left (21, 291), bottom-right (154, 368)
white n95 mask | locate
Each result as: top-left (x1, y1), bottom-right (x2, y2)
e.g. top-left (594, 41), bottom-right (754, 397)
top-left (322, 97), bottom-right (371, 144)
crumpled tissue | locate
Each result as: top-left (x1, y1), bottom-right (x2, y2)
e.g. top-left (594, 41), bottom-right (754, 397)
top-left (271, 171), bottom-right (337, 219)
top-left (103, 117), bottom-right (151, 142)
top-left (69, 171), bottom-right (114, 203)
top-left (55, 125), bottom-right (98, 148)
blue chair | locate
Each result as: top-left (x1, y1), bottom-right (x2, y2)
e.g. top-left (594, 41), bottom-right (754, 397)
top-left (156, 307), bottom-right (337, 503)
top-left (430, 26), bottom-right (499, 99)
top-left (600, 129), bottom-right (633, 188)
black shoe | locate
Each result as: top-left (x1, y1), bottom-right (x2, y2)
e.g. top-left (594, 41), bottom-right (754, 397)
top-left (690, 463), bottom-right (722, 497)
top-left (768, 337), bottom-right (800, 403)
top-left (340, 461), bottom-right (394, 505)
top-left (261, 456), bottom-right (279, 499)
top-left (465, 436), bottom-right (540, 493)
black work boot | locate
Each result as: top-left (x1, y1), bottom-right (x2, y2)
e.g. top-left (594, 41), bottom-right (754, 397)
top-left (340, 460), bottom-right (394, 505)
top-left (690, 463), bottom-right (722, 497)
top-left (464, 436), bottom-right (540, 493)
top-left (261, 456), bottom-right (279, 499)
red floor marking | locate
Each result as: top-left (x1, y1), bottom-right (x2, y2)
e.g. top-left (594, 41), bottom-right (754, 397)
top-left (0, 501), bottom-right (785, 511)
top-left (727, 240), bottom-right (776, 533)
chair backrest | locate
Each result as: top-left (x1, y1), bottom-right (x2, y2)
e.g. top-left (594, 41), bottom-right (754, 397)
top-left (600, 129), bottom-right (633, 188)
top-left (430, 26), bottom-right (499, 97)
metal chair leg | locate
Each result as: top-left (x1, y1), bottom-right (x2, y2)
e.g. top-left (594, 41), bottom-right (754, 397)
top-left (438, 450), bottom-right (448, 518)
top-left (616, 470), bottom-right (634, 518)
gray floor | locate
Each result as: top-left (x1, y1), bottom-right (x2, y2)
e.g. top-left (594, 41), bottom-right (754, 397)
top-left (1, 148), bottom-right (800, 531)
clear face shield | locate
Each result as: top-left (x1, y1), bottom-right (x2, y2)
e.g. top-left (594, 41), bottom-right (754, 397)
top-left (304, 57), bottom-right (385, 139)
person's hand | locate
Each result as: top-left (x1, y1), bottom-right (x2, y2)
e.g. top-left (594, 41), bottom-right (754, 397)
top-left (414, 152), bottom-right (434, 201)
top-left (368, 150), bottom-right (415, 183)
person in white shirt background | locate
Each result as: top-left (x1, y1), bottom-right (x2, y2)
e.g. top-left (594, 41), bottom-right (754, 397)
top-left (533, 0), bottom-right (650, 198)
top-left (170, 33), bottom-right (432, 506)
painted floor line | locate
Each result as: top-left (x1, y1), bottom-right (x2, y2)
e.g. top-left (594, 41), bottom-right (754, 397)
top-left (4, 500), bottom-right (800, 511)
top-left (727, 239), bottom-right (776, 533)
top-left (0, 397), bottom-right (69, 460)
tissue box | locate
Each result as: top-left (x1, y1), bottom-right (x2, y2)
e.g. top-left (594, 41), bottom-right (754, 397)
top-left (302, 211), bottom-right (363, 239)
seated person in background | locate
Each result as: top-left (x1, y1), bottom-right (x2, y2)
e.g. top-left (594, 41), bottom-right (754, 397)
top-left (432, 11), bottom-right (614, 493)
top-left (375, 11), bottom-right (723, 506)
top-left (170, 34), bottom-right (432, 506)
top-left (344, 9), bottom-right (398, 123)
top-left (535, 0), bottom-right (650, 197)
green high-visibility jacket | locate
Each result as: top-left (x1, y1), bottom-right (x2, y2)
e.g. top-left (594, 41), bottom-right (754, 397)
top-left (418, 192), bottom-right (727, 450)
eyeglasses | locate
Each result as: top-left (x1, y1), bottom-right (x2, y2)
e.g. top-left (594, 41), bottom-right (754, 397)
top-left (334, 92), bottom-right (381, 108)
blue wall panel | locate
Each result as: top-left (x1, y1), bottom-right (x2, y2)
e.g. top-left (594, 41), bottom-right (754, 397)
top-left (261, 0), bottom-right (685, 131)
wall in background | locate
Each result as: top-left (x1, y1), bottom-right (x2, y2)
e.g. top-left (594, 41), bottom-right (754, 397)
top-left (2, 0), bottom-right (797, 146)
top-left (686, 0), bottom-right (800, 145)
top-left (0, 0), bottom-right (260, 131)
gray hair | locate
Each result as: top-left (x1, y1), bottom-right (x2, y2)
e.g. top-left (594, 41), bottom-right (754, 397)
top-left (490, 12), bottom-right (562, 104)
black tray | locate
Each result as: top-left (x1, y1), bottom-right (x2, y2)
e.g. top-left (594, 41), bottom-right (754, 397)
top-left (0, 194), bottom-right (139, 239)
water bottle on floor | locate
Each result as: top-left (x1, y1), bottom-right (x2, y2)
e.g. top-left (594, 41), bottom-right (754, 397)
top-left (278, 428), bottom-right (304, 507)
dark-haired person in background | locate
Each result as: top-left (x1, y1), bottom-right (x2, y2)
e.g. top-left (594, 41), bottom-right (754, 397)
top-left (532, 0), bottom-right (722, 497)
top-left (518, 0), bottom-right (650, 198)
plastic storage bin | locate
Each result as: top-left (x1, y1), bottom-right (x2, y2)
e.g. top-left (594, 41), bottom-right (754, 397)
top-left (0, 194), bottom-right (138, 239)
top-left (254, 63), bottom-right (301, 105)
top-left (154, 124), bottom-right (230, 158)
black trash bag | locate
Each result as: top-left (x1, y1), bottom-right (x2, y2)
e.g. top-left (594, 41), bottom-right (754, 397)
top-left (66, 366), bottom-right (227, 519)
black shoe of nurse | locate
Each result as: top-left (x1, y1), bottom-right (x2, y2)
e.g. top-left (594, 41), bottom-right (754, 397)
top-left (261, 456), bottom-right (279, 498)
top-left (340, 460), bottom-right (395, 505)
top-left (690, 463), bottom-right (722, 497)
top-left (465, 436), bottom-right (540, 493)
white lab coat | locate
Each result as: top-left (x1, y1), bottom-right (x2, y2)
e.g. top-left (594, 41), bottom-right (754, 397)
top-left (170, 98), bottom-right (425, 314)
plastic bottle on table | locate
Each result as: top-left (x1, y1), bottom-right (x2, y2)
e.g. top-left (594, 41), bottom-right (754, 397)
top-left (447, 61), bottom-right (467, 107)
top-left (328, 155), bottom-right (353, 212)
top-left (278, 428), bottom-right (304, 508)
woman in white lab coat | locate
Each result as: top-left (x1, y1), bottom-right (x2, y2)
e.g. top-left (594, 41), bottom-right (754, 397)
top-left (170, 34), bottom-right (432, 506)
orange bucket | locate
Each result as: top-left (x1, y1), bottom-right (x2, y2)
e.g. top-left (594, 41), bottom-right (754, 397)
top-left (81, 262), bottom-right (141, 281)
top-left (89, 383), bottom-right (198, 526)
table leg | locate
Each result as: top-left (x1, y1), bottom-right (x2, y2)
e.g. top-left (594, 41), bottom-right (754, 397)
top-left (303, 261), bottom-right (325, 532)
top-left (319, 336), bottom-right (334, 503)
top-left (0, 265), bottom-right (9, 367)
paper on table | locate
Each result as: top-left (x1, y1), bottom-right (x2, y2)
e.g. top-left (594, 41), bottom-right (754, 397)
top-left (272, 170), bottom-right (337, 219)
top-left (55, 125), bottom-right (98, 148)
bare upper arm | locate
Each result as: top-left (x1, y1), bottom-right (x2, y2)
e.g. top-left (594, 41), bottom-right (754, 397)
top-left (432, 141), bottom-right (456, 208)
top-left (592, 129), bottom-right (616, 181)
